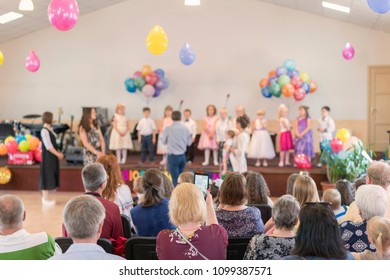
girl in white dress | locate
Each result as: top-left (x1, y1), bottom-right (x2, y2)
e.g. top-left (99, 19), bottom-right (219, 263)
top-left (109, 103), bottom-right (133, 164)
top-left (248, 110), bottom-right (276, 167)
top-left (230, 116), bottom-right (250, 173)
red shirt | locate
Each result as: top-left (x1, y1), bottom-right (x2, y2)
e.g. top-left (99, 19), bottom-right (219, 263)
top-left (62, 192), bottom-right (124, 240)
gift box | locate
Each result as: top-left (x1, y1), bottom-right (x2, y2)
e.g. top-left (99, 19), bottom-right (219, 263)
top-left (8, 151), bottom-right (35, 165)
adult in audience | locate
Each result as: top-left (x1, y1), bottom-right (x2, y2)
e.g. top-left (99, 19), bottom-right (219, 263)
top-left (283, 202), bottom-right (354, 260)
top-left (62, 163), bottom-right (123, 240)
top-left (244, 195), bottom-right (299, 260)
top-left (0, 194), bottom-right (61, 260)
top-left (161, 110), bottom-right (192, 186)
top-left (353, 216), bottom-right (390, 260)
top-left (157, 183), bottom-right (228, 260)
top-left (177, 172), bottom-right (194, 184)
top-left (286, 173), bottom-right (299, 195)
top-left (79, 108), bottom-right (105, 165)
top-left (323, 189), bottom-right (348, 223)
top-left (340, 184), bottom-right (387, 253)
top-left (130, 168), bottom-right (175, 236)
top-left (51, 195), bottom-right (124, 260)
top-left (160, 171), bottom-right (174, 199)
top-left (97, 155), bottom-right (133, 219)
top-left (216, 173), bottom-right (264, 237)
top-left (245, 171), bottom-right (273, 207)
top-left (342, 161), bottom-right (390, 223)
top-left (335, 179), bottom-right (354, 206)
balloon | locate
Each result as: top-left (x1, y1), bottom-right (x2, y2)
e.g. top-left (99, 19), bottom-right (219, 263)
top-left (4, 136), bottom-right (15, 145)
top-left (125, 78), bottom-right (137, 93)
top-left (25, 50), bottom-right (40, 72)
top-left (134, 77), bottom-right (146, 91)
top-left (145, 73), bottom-right (158, 85)
top-left (288, 69), bottom-right (300, 78)
top-left (0, 50), bottom-right (3, 65)
top-left (269, 77), bottom-right (278, 85)
top-left (330, 138), bottom-right (343, 153)
top-left (293, 88), bottom-right (306, 101)
top-left (6, 140), bottom-right (18, 154)
top-left (261, 87), bottom-right (272, 99)
top-left (180, 42), bottom-right (196, 66)
top-left (133, 71), bottom-right (142, 78)
top-left (19, 140), bottom-right (30, 152)
top-left (282, 84), bottom-right (295, 97)
top-left (0, 143), bottom-right (7, 156)
top-left (154, 69), bottom-right (165, 78)
top-left (153, 90), bottom-right (162, 98)
top-left (15, 135), bottom-right (26, 144)
top-left (294, 154), bottom-right (312, 169)
top-left (300, 72), bottom-right (310, 83)
top-left (291, 77), bottom-right (302, 89)
top-left (259, 78), bottom-right (269, 89)
top-left (343, 136), bottom-right (362, 151)
top-left (268, 70), bottom-right (276, 78)
top-left (342, 42), bottom-right (355, 60)
top-left (276, 67), bottom-right (287, 77)
top-left (367, 0), bottom-right (390, 14)
top-left (301, 82), bottom-right (311, 94)
top-left (309, 81), bottom-right (317, 93)
top-left (336, 128), bottom-right (351, 143)
top-left (34, 148), bottom-right (42, 163)
top-left (0, 167), bottom-right (12, 185)
top-left (141, 65), bottom-right (152, 77)
top-left (270, 83), bottom-right (281, 97)
top-left (48, 0), bottom-right (79, 31)
top-left (155, 78), bottom-right (169, 91)
top-left (142, 84), bottom-right (156, 97)
top-left (161, 78), bottom-right (170, 90)
top-left (28, 137), bottom-right (40, 151)
top-left (278, 74), bottom-right (291, 86)
top-left (146, 25), bottom-right (168, 55)
top-left (283, 59), bottom-right (295, 71)
top-left (25, 134), bottom-right (32, 141)
top-left (320, 139), bottom-right (331, 153)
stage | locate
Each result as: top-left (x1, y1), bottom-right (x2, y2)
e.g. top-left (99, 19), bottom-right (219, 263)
top-left (0, 153), bottom-right (327, 197)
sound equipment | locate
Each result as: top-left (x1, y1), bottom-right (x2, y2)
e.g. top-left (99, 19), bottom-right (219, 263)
top-left (178, 100), bottom-right (184, 111)
top-left (0, 124), bottom-right (15, 142)
top-left (64, 147), bottom-right (85, 165)
top-left (224, 93), bottom-right (230, 108)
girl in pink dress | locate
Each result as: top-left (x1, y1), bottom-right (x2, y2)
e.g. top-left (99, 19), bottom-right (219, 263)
top-left (278, 104), bottom-right (294, 167)
top-left (198, 105), bottom-right (219, 166)
top-left (157, 105), bottom-right (173, 167)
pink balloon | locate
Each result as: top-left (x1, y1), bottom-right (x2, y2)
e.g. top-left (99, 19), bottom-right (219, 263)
top-left (48, 0), bottom-right (79, 31)
top-left (133, 71), bottom-right (142, 78)
top-left (291, 77), bottom-right (302, 89)
top-left (34, 148), bottom-right (42, 162)
top-left (293, 88), bottom-right (305, 101)
top-left (25, 50), bottom-right (40, 72)
top-left (294, 154), bottom-right (312, 170)
top-left (330, 138), bottom-right (343, 153)
top-left (6, 140), bottom-right (18, 154)
top-left (142, 84), bottom-right (156, 97)
top-left (342, 42), bottom-right (355, 60)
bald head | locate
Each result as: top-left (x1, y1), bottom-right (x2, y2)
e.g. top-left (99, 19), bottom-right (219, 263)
top-left (0, 195), bottom-right (25, 231)
top-left (367, 161), bottom-right (390, 190)
top-left (235, 105), bottom-right (245, 117)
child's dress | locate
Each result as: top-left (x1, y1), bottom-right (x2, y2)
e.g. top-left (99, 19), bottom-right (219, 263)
top-left (230, 131), bottom-right (250, 173)
top-left (223, 138), bottom-right (233, 161)
top-left (279, 117), bottom-right (294, 151)
top-left (109, 113), bottom-right (133, 150)
top-left (157, 117), bottom-right (173, 155)
top-left (294, 117), bottom-right (315, 158)
top-left (248, 119), bottom-right (276, 159)
top-left (198, 116), bottom-right (218, 150)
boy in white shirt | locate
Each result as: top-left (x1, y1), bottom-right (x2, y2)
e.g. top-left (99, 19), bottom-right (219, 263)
top-left (182, 109), bottom-right (197, 164)
top-left (216, 108), bottom-right (232, 165)
top-left (137, 107), bottom-right (157, 164)
top-left (317, 106), bottom-right (335, 167)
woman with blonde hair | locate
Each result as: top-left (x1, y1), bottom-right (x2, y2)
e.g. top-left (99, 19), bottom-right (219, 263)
top-left (96, 155), bottom-right (133, 218)
top-left (156, 183), bottom-right (228, 260)
top-left (292, 172), bottom-right (320, 206)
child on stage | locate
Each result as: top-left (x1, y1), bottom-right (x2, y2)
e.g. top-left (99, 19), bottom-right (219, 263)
top-left (294, 105), bottom-right (315, 162)
top-left (317, 106), bottom-right (335, 167)
top-left (157, 105), bottom-right (173, 167)
top-left (182, 109), bottom-right (197, 164)
top-left (222, 130), bottom-right (235, 174)
top-left (137, 107), bottom-right (157, 164)
top-left (109, 103), bottom-right (133, 164)
top-left (198, 104), bottom-right (219, 166)
top-left (216, 108), bottom-right (232, 167)
top-left (278, 104), bottom-right (294, 167)
top-left (248, 110), bottom-right (275, 167)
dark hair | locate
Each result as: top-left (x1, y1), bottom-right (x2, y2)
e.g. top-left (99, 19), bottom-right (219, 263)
top-left (226, 130), bottom-right (235, 138)
top-left (141, 168), bottom-right (164, 207)
top-left (353, 176), bottom-right (366, 192)
top-left (335, 180), bottom-right (354, 206)
top-left (42, 111), bottom-right (53, 125)
top-left (292, 203), bottom-right (348, 259)
top-left (206, 105), bottom-right (217, 116)
top-left (172, 111), bottom-right (181, 121)
top-left (143, 107), bottom-right (150, 112)
top-left (321, 106), bottom-right (331, 112)
top-left (184, 109), bottom-right (191, 114)
top-left (79, 108), bottom-right (98, 132)
top-left (245, 171), bottom-right (270, 205)
top-left (236, 115), bottom-right (249, 129)
top-left (219, 173), bottom-right (247, 206)
top-left (210, 182), bottom-right (220, 204)
top-left (299, 105), bottom-right (310, 119)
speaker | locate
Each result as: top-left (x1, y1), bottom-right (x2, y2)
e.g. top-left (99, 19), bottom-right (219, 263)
top-left (65, 147), bottom-right (85, 165)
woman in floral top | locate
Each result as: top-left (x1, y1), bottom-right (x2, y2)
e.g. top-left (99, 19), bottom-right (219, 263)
top-left (156, 183), bottom-right (228, 260)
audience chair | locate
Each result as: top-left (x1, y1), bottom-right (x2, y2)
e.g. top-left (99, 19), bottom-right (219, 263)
top-left (121, 214), bottom-right (132, 238)
top-left (226, 237), bottom-right (252, 260)
top-left (125, 237), bottom-right (158, 260)
top-left (55, 237), bottom-right (114, 254)
top-left (247, 204), bottom-right (272, 223)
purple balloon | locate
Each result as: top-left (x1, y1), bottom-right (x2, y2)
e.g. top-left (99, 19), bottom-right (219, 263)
top-left (155, 79), bottom-right (165, 90)
top-left (153, 90), bottom-right (162, 98)
top-left (288, 69), bottom-right (300, 79)
top-left (276, 67), bottom-right (287, 77)
top-left (180, 42), bottom-right (196, 66)
top-left (367, 0), bottom-right (390, 14)
top-left (342, 42), bottom-right (355, 60)
top-left (154, 69), bottom-right (165, 79)
top-left (269, 77), bottom-right (278, 85)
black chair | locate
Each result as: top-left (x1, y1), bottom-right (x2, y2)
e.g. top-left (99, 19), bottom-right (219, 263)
top-left (247, 204), bottom-right (272, 224)
top-left (121, 214), bottom-right (132, 238)
top-left (226, 237), bottom-right (251, 260)
top-left (55, 237), bottom-right (114, 254)
top-left (125, 237), bottom-right (158, 260)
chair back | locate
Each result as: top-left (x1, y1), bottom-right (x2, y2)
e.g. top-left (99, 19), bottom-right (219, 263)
top-left (125, 237), bottom-right (157, 260)
top-left (121, 214), bottom-right (132, 238)
top-left (247, 204), bottom-right (272, 223)
top-left (226, 237), bottom-right (251, 260)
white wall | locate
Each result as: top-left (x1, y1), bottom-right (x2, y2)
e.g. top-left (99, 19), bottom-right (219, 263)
top-left (0, 0), bottom-right (390, 122)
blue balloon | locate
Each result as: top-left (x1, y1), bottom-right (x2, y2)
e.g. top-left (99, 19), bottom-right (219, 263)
top-left (124, 78), bottom-right (136, 93)
top-left (180, 43), bottom-right (196, 66)
top-left (261, 87), bottom-right (272, 98)
top-left (283, 59), bottom-right (295, 71)
top-left (367, 0), bottom-right (390, 14)
top-left (301, 82), bottom-right (311, 94)
top-left (269, 77), bottom-right (278, 85)
top-left (16, 135), bottom-right (26, 144)
top-left (320, 139), bottom-right (331, 153)
top-left (154, 69), bottom-right (165, 79)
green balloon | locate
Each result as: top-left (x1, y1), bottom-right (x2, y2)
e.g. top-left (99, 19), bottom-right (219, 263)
top-left (270, 83), bottom-right (281, 97)
top-left (278, 74), bottom-right (291, 86)
top-left (19, 140), bottom-right (30, 152)
top-left (134, 77), bottom-right (146, 91)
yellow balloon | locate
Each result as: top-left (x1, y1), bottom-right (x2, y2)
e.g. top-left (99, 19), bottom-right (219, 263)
top-left (0, 50), bottom-right (3, 65)
top-left (141, 65), bottom-right (152, 77)
top-left (336, 128), bottom-right (351, 143)
top-left (300, 72), bottom-right (310, 83)
top-left (146, 25), bottom-right (168, 55)
top-left (0, 167), bottom-right (12, 185)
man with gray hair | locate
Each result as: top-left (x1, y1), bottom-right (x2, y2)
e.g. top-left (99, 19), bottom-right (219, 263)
top-left (0, 194), bottom-right (61, 259)
top-left (51, 195), bottom-right (124, 260)
top-left (62, 163), bottom-right (123, 239)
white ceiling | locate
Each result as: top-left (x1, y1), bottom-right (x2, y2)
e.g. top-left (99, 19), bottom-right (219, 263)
top-left (0, 0), bottom-right (390, 45)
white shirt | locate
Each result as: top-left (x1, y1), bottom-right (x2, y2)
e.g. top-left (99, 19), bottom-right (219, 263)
top-left (137, 117), bottom-right (156, 136)
top-left (230, 132), bottom-right (250, 173)
top-left (182, 118), bottom-right (197, 139)
top-left (216, 118), bottom-right (232, 142)
top-left (279, 117), bottom-right (291, 133)
top-left (114, 184), bottom-right (133, 219)
top-left (318, 115), bottom-right (336, 141)
top-left (41, 127), bottom-right (57, 150)
top-left (49, 243), bottom-right (124, 260)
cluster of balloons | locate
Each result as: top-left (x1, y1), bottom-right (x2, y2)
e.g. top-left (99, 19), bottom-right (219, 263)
top-left (260, 59), bottom-right (317, 101)
top-left (0, 167), bottom-right (12, 185)
top-left (342, 43), bottom-right (355, 60)
top-left (146, 25), bottom-right (168, 55)
top-left (294, 154), bottom-right (312, 170)
top-left (48, 0), bottom-right (79, 31)
top-left (124, 65), bottom-right (170, 98)
top-left (368, 0), bottom-right (390, 14)
top-left (25, 51), bottom-right (40, 73)
top-left (320, 128), bottom-right (361, 158)
top-left (0, 135), bottom-right (42, 162)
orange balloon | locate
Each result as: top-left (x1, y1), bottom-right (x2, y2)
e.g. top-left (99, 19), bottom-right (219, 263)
top-left (268, 70), bottom-right (276, 78)
top-left (259, 78), bottom-right (269, 89)
top-left (141, 65), bottom-right (152, 77)
top-left (309, 81), bottom-right (317, 93)
top-left (0, 143), bottom-right (7, 156)
top-left (28, 137), bottom-right (40, 151)
top-left (282, 83), bottom-right (295, 97)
